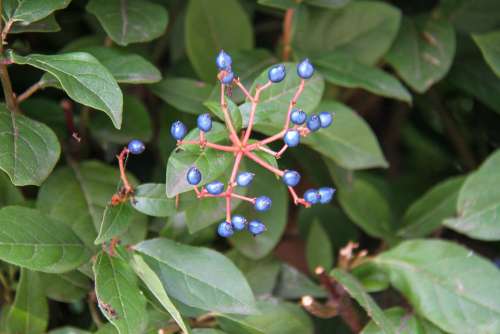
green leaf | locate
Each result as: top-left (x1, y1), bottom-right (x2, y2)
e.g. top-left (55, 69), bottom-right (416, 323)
top-left (293, 1), bottom-right (401, 64)
top-left (2, 0), bottom-right (70, 24)
top-left (306, 220), bottom-right (333, 273)
top-left (10, 14), bottom-right (60, 34)
top-left (151, 78), bottom-right (213, 115)
top-left (352, 262), bottom-right (390, 293)
top-left (10, 51), bottom-right (123, 129)
top-left (204, 97), bottom-right (242, 131)
top-left (386, 15), bottom-right (456, 93)
top-left (95, 202), bottom-right (134, 245)
top-left (374, 239), bottom-right (500, 333)
top-left (93, 250), bottom-right (148, 334)
top-left (86, 0), bottom-right (168, 46)
top-left (7, 269), bottom-right (48, 334)
top-left (0, 171), bottom-right (23, 207)
top-left (39, 271), bottom-right (91, 303)
top-left (0, 206), bottom-right (89, 273)
top-left (0, 106), bottom-right (60, 186)
top-left (192, 330), bottom-right (227, 334)
top-left (305, 0), bottom-right (350, 9)
top-left (473, 30), bottom-right (500, 77)
top-left (48, 327), bottom-right (92, 334)
top-left (130, 254), bottom-right (190, 334)
top-left (445, 150), bottom-right (500, 240)
top-left (435, 0), bottom-right (500, 33)
top-left (330, 269), bottom-right (396, 334)
top-left (135, 238), bottom-right (257, 314)
top-left (131, 183), bottom-right (176, 217)
top-left (217, 300), bottom-right (313, 334)
top-left (257, 0), bottom-right (298, 10)
top-left (21, 97), bottom-right (67, 140)
top-left (185, 0), bottom-right (254, 82)
top-left (274, 263), bottom-right (327, 299)
top-left (399, 176), bottom-right (465, 238)
top-left (315, 52), bottom-right (411, 102)
top-left (361, 307), bottom-right (445, 334)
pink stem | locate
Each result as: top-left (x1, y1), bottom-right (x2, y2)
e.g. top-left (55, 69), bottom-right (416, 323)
top-left (225, 152), bottom-right (245, 222)
top-left (242, 81), bottom-right (272, 145)
top-left (234, 78), bottom-right (254, 102)
top-left (288, 186), bottom-right (310, 207)
top-left (220, 84), bottom-right (241, 145)
top-left (231, 193), bottom-right (256, 203)
top-left (258, 145), bottom-right (278, 156)
top-left (244, 151), bottom-right (284, 177)
top-left (276, 144), bottom-right (288, 158)
top-left (178, 140), bottom-right (238, 152)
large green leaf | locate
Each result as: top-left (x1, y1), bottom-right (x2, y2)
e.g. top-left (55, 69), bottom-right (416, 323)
top-left (445, 150), bottom-right (500, 240)
top-left (399, 176), bottom-right (465, 238)
top-left (274, 263), bottom-right (327, 299)
top-left (93, 250), bottom-right (148, 334)
top-left (6, 269), bottom-right (48, 334)
top-left (39, 271), bottom-right (91, 303)
top-left (473, 30), bottom-right (500, 77)
top-left (306, 220), bottom-right (333, 273)
top-left (361, 307), bottom-right (444, 334)
top-left (131, 183), bottom-right (176, 217)
top-left (9, 14), bottom-right (60, 34)
top-left (151, 78), bottom-right (213, 115)
top-left (386, 15), bottom-right (456, 93)
top-left (2, 0), bottom-right (70, 24)
top-left (0, 171), bottom-right (23, 206)
top-left (135, 238), bottom-right (257, 314)
top-left (95, 202), bottom-right (134, 245)
top-left (374, 239), bottom-right (500, 333)
top-left (204, 98), bottom-right (242, 131)
top-left (48, 327), bottom-right (92, 334)
top-left (435, 0), bottom-right (500, 33)
top-left (0, 106), bottom-right (60, 186)
top-left (293, 1), bottom-right (401, 64)
top-left (315, 52), bottom-right (411, 102)
top-left (330, 269), bottom-right (396, 334)
top-left (185, 0), bottom-right (254, 82)
top-left (10, 52), bottom-right (123, 129)
top-left (0, 206), bottom-right (89, 273)
top-left (86, 0), bottom-right (168, 46)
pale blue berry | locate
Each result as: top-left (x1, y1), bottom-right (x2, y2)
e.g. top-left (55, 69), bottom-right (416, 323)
top-left (291, 108), bottom-right (307, 125)
top-left (128, 139), bottom-right (145, 155)
top-left (206, 181), bottom-right (224, 195)
top-left (304, 189), bottom-right (320, 204)
top-left (220, 70), bottom-right (234, 84)
top-left (216, 50), bottom-right (232, 70)
top-left (283, 170), bottom-right (301, 187)
top-left (197, 113), bottom-right (212, 132)
top-left (248, 220), bottom-right (266, 236)
top-left (217, 222), bottom-right (234, 238)
top-left (268, 64), bottom-right (286, 83)
top-left (231, 215), bottom-right (247, 231)
top-left (318, 187), bottom-right (336, 204)
top-left (255, 196), bottom-right (272, 211)
top-left (297, 59), bottom-right (314, 79)
top-left (306, 114), bottom-right (321, 132)
top-left (171, 121), bottom-right (187, 140)
top-left (319, 112), bottom-right (333, 128)
top-left (186, 167), bottom-right (202, 185)
top-left (284, 130), bottom-right (300, 147)
top-left (236, 172), bottom-right (255, 187)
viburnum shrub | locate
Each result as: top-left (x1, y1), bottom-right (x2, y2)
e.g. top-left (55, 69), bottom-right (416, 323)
top-left (2, 1), bottom-right (500, 334)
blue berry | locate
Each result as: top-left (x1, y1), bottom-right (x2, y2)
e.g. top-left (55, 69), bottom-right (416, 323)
top-left (284, 130), bottom-right (300, 147)
top-left (197, 113), bottom-right (212, 132)
top-left (127, 139), bottom-right (145, 155)
top-left (255, 196), bottom-right (272, 211)
top-left (306, 114), bottom-right (321, 132)
top-left (217, 222), bottom-right (234, 238)
top-left (297, 59), bottom-right (314, 79)
top-left (171, 121), bottom-right (187, 140)
top-left (186, 167), bottom-right (202, 185)
top-left (206, 181), bottom-right (224, 195)
top-left (231, 215), bottom-right (247, 231)
top-left (248, 220), bottom-right (266, 236)
top-left (220, 70), bottom-right (234, 84)
top-left (318, 187), bottom-right (336, 204)
top-left (304, 189), bottom-right (320, 204)
top-left (236, 172), bottom-right (255, 187)
top-left (319, 112), bottom-right (333, 128)
top-left (268, 64), bottom-right (286, 83)
top-left (216, 50), bottom-right (232, 70)
top-left (282, 170), bottom-right (301, 187)
top-left (290, 108), bottom-right (307, 125)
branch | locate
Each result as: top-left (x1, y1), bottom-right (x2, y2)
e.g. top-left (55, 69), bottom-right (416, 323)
top-left (281, 8), bottom-right (295, 61)
top-left (17, 80), bottom-right (43, 103)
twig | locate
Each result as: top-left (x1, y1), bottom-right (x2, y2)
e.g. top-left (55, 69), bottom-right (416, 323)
top-left (281, 8), bottom-right (295, 61)
top-left (17, 81), bottom-right (43, 103)
top-left (0, 0), bottom-right (18, 113)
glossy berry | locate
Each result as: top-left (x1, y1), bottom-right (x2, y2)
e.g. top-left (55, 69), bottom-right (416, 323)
top-left (268, 64), bottom-right (286, 83)
top-left (236, 172), bottom-right (255, 187)
top-left (216, 50), bottom-right (232, 70)
top-left (284, 130), bottom-right (300, 147)
top-left (304, 189), bottom-right (320, 204)
top-left (306, 114), bottom-right (321, 132)
top-left (297, 59), bottom-right (315, 79)
top-left (231, 215), bottom-right (247, 231)
top-left (282, 170), bottom-right (301, 187)
top-left (206, 181), bottom-right (224, 195)
top-left (217, 222), bottom-right (234, 238)
top-left (318, 187), bottom-right (336, 204)
top-left (220, 70), bottom-right (234, 84)
top-left (248, 220), bottom-right (266, 236)
top-left (127, 139), bottom-right (145, 155)
top-left (186, 167), bottom-right (202, 185)
top-left (171, 121), bottom-right (187, 140)
top-left (290, 108), bottom-right (307, 125)
top-left (255, 196), bottom-right (272, 212)
top-left (319, 111), bottom-right (333, 128)
top-left (197, 113), bottom-right (212, 132)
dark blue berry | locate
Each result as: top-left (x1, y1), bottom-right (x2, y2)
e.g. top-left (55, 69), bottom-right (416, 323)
top-left (282, 170), bottom-right (301, 187)
top-left (236, 172), bottom-right (255, 187)
top-left (220, 70), bottom-right (234, 84)
top-left (290, 108), bottom-right (307, 125)
top-left (319, 112), bottom-right (333, 128)
top-left (217, 222), bottom-right (234, 238)
top-left (127, 139), bottom-right (145, 155)
top-left (268, 64), bottom-right (286, 83)
top-left (284, 130), bottom-right (300, 147)
top-left (186, 167), bottom-right (202, 185)
top-left (206, 181), bottom-right (224, 195)
top-left (231, 215), bottom-right (247, 231)
top-left (171, 121), bottom-right (187, 140)
top-left (297, 59), bottom-right (315, 79)
top-left (255, 196), bottom-right (272, 211)
top-left (318, 187), bottom-right (335, 204)
top-left (306, 114), bottom-right (321, 132)
top-left (248, 220), bottom-right (266, 236)
top-left (216, 50), bottom-right (232, 70)
top-left (304, 189), bottom-right (320, 204)
top-left (197, 113), bottom-right (212, 132)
